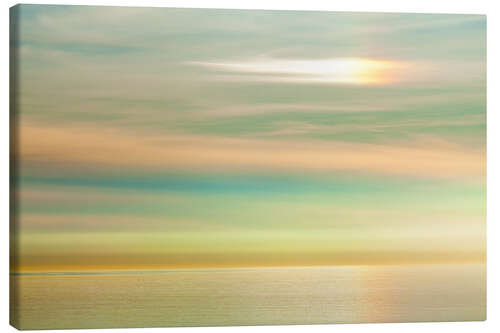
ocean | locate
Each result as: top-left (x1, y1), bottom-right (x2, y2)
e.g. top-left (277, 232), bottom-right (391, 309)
top-left (10, 264), bottom-right (486, 329)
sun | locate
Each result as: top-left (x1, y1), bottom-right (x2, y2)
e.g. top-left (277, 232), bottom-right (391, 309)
top-left (351, 59), bottom-right (399, 84)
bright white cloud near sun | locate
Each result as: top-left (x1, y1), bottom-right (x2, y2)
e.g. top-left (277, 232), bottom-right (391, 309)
top-left (188, 58), bottom-right (404, 85)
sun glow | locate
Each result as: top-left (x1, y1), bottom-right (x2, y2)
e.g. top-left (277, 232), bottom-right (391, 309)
top-left (351, 59), bottom-right (399, 84)
top-left (189, 58), bottom-right (402, 85)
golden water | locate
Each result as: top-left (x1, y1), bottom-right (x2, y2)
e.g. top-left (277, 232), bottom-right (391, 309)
top-left (10, 264), bottom-right (485, 329)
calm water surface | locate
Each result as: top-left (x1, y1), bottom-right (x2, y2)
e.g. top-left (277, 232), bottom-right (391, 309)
top-left (11, 264), bottom-right (486, 329)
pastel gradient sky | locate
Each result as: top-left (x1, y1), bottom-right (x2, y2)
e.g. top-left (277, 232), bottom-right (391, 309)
top-left (11, 5), bottom-right (486, 272)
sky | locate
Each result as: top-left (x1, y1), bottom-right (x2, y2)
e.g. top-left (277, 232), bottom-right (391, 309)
top-left (10, 5), bottom-right (486, 271)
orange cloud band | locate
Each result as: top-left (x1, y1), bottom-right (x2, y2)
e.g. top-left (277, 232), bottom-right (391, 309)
top-left (17, 121), bottom-right (485, 179)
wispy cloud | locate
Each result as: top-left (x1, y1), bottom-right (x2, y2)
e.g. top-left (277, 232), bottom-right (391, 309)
top-left (188, 58), bottom-right (406, 85)
top-left (18, 122), bottom-right (485, 179)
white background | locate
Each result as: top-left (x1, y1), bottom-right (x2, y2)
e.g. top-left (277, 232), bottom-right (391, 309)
top-left (1, 0), bottom-right (498, 332)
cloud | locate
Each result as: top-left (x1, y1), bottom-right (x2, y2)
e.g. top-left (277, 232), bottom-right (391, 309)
top-left (188, 57), bottom-right (485, 87)
top-left (17, 121), bottom-right (484, 180)
top-left (187, 58), bottom-right (406, 85)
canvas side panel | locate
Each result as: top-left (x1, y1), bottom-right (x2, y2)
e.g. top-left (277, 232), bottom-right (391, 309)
top-left (10, 4), bottom-right (21, 330)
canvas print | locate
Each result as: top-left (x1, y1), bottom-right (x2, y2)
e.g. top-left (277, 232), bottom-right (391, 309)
top-left (10, 5), bottom-right (486, 330)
